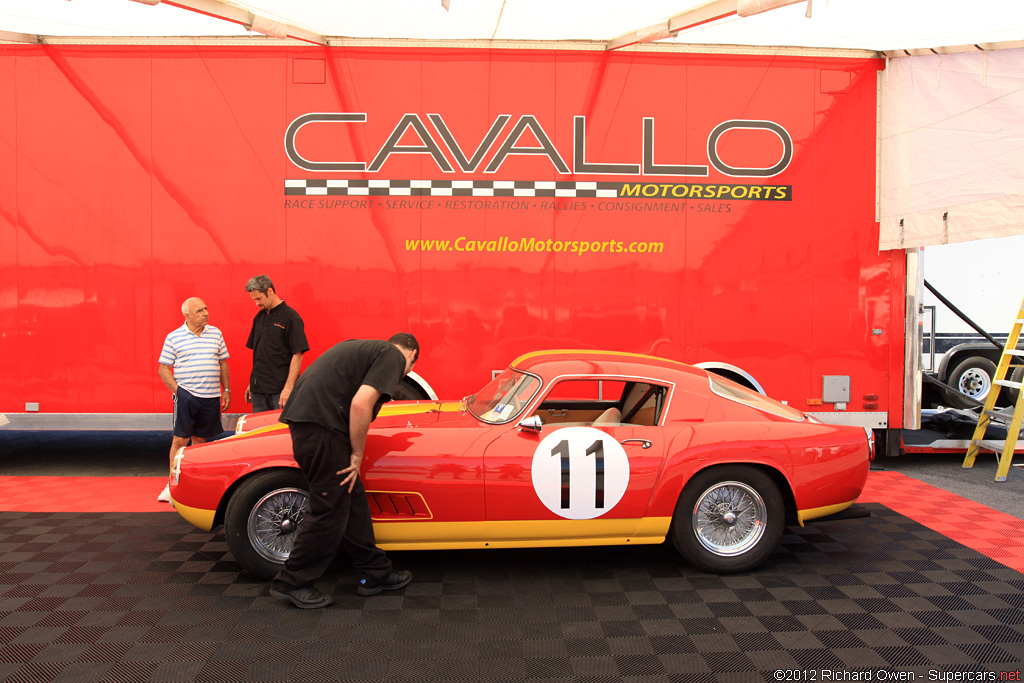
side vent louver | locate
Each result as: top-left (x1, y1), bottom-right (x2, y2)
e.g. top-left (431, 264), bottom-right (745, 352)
top-left (367, 491), bottom-right (432, 520)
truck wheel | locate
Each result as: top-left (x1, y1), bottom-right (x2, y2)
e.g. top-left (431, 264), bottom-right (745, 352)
top-left (670, 465), bottom-right (785, 573)
top-left (1008, 365), bottom-right (1024, 405)
top-left (392, 377), bottom-right (429, 401)
top-left (944, 356), bottom-right (997, 408)
top-left (224, 469), bottom-right (309, 580)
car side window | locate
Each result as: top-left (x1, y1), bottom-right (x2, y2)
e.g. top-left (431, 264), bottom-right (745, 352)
top-left (532, 379), bottom-right (614, 425)
top-left (618, 382), bottom-right (667, 426)
top-left (533, 379), bottom-right (666, 427)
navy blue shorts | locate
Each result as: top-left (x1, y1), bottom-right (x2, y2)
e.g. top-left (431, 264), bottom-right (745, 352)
top-left (173, 386), bottom-right (223, 438)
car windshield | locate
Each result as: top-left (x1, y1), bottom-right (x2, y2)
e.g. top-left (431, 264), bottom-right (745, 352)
top-left (466, 368), bottom-right (541, 424)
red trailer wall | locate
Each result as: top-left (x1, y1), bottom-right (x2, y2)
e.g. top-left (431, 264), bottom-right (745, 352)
top-left (0, 45), bottom-right (892, 424)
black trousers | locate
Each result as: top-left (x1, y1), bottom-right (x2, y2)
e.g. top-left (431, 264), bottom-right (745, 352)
top-left (251, 392), bottom-right (280, 413)
top-left (271, 421), bottom-right (392, 591)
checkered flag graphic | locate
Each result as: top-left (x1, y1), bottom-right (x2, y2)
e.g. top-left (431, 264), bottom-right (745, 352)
top-left (285, 179), bottom-right (621, 198)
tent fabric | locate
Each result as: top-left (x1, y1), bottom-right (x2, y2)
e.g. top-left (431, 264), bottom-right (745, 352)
top-left (879, 48), bottom-right (1024, 249)
top-left (3, 0), bottom-right (1024, 50)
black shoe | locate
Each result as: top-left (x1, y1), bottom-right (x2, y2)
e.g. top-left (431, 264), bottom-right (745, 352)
top-left (270, 586), bottom-right (333, 609)
top-left (357, 570), bottom-right (412, 596)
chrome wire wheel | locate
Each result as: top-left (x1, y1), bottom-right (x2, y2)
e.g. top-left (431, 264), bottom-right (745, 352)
top-left (247, 487), bottom-right (309, 563)
top-left (691, 480), bottom-right (767, 557)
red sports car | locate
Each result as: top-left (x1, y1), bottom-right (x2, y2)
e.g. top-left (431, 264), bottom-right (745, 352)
top-left (169, 350), bottom-right (872, 579)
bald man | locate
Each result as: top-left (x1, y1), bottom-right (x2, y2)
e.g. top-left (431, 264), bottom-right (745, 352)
top-left (156, 297), bottom-right (231, 502)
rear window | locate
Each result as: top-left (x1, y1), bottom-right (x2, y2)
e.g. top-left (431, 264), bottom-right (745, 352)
top-left (709, 376), bottom-right (806, 421)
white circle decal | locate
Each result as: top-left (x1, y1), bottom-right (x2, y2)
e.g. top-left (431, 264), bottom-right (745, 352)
top-left (531, 427), bottom-right (630, 520)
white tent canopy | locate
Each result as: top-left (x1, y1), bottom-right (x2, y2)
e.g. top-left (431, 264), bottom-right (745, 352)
top-left (880, 49), bottom-right (1024, 248)
top-left (3, 0), bottom-right (1024, 248)
top-left (3, 0), bottom-right (1024, 53)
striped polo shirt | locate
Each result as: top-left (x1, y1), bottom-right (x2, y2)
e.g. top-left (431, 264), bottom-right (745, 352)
top-left (158, 323), bottom-right (230, 398)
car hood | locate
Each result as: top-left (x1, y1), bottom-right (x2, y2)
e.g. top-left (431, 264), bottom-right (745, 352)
top-left (236, 400), bottom-right (465, 438)
top-left (186, 400), bottom-right (471, 464)
top-left (236, 400), bottom-right (465, 434)
top-left (371, 400), bottom-right (465, 428)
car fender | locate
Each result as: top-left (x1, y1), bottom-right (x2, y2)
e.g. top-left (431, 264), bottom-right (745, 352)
top-left (784, 427), bottom-right (870, 521)
top-left (647, 420), bottom-right (869, 524)
top-left (645, 423), bottom-right (795, 520)
top-left (173, 452), bottom-right (300, 529)
top-left (207, 459), bottom-right (303, 528)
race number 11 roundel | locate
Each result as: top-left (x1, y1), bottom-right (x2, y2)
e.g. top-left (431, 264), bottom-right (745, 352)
top-left (531, 427), bottom-right (630, 520)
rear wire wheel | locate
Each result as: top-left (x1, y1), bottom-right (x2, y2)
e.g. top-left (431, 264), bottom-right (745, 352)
top-left (670, 465), bottom-right (785, 573)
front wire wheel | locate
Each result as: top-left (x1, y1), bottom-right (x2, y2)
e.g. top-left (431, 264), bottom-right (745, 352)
top-left (225, 469), bottom-right (309, 580)
top-left (671, 465), bottom-right (784, 573)
top-left (248, 487), bottom-right (309, 564)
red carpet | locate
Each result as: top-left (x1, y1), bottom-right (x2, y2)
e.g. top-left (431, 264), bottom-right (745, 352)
top-left (859, 470), bottom-right (1024, 573)
top-left (0, 475), bottom-right (171, 513)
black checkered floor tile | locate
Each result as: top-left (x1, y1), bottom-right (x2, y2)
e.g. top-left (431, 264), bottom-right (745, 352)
top-left (2, 504), bottom-right (1023, 682)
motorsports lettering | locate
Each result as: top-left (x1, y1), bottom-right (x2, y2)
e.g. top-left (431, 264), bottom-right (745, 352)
top-left (283, 112), bottom-right (794, 201)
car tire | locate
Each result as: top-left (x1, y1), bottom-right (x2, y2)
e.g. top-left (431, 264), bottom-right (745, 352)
top-left (944, 356), bottom-right (997, 408)
top-left (224, 469), bottom-right (309, 580)
top-left (1008, 364), bottom-right (1024, 405)
top-left (392, 377), bottom-right (429, 401)
top-left (670, 465), bottom-right (785, 573)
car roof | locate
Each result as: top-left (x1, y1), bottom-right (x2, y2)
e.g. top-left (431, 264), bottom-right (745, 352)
top-left (510, 349), bottom-right (710, 388)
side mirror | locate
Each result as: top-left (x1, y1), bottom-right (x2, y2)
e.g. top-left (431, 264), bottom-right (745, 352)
top-left (518, 415), bottom-right (543, 433)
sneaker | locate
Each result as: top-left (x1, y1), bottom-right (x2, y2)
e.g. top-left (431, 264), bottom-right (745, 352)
top-left (157, 483), bottom-right (172, 503)
top-left (357, 570), bottom-right (413, 596)
top-left (269, 586), bottom-right (334, 609)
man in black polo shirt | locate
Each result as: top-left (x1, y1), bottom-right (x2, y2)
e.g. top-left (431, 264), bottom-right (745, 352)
top-left (269, 334), bottom-right (420, 609)
top-left (243, 275), bottom-right (309, 411)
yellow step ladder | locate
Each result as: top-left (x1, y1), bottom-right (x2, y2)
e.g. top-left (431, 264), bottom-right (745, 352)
top-left (962, 295), bottom-right (1024, 481)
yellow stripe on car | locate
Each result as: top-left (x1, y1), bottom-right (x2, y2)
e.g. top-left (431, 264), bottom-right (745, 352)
top-left (377, 401), bottom-right (463, 416)
top-left (235, 423), bottom-right (288, 438)
top-left (796, 500), bottom-right (855, 526)
top-left (172, 498), bottom-right (217, 531)
top-left (372, 517), bottom-right (673, 551)
top-left (231, 402), bottom-right (463, 439)
top-left (512, 349), bottom-right (694, 370)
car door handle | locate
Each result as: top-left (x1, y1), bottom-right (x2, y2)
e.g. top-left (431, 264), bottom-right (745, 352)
top-left (620, 439), bottom-right (652, 449)
top-left (547, 409), bottom-right (568, 417)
